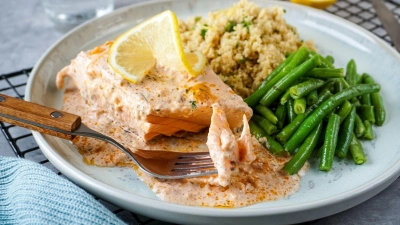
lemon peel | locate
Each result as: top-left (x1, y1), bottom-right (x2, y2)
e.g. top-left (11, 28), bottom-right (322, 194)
top-left (108, 10), bottom-right (206, 84)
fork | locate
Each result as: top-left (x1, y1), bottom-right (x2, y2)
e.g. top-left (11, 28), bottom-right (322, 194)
top-left (0, 94), bottom-right (217, 179)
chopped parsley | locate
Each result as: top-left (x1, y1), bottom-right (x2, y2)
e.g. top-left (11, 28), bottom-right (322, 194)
top-left (238, 58), bottom-right (248, 64)
top-left (190, 101), bottom-right (197, 109)
top-left (242, 20), bottom-right (252, 33)
top-left (200, 29), bottom-right (207, 39)
top-left (225, 20), bottom-right (237, 32)
top-left (195, 16), bottom-right (201, 22)
top-left (283, 9), bottom-right (287, 13)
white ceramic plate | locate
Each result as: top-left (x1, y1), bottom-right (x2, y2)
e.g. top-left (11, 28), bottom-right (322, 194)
top-left (26, 0), bottom-right (400, 224)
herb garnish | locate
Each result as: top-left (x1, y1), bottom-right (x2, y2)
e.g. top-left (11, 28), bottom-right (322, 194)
top-left (190, 101), bottom-right (197, 109)
top-left (225, 21), bottom-right (237, 32)
top-left (200, 29), bottom-right (207, 39)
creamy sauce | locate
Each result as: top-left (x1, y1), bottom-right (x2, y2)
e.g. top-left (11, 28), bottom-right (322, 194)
top-left (58, 42), bottom-right (307, 207)
top-left (62, 86), bottom-right (305, 207)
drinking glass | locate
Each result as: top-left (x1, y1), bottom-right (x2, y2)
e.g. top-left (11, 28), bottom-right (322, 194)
top-left (42, 0), bottom-right (114, 26)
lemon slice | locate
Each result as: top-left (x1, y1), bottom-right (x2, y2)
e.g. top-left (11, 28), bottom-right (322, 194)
top-left (290, 0), bottom-right (336, 9)
top-left (108, 10), bottom-right (206, 84)
top-left (185, 51), bottom-right (207, 75)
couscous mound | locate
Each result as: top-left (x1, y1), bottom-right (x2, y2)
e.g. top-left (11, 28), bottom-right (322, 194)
top-left (180, 0), bottom-right (312, 98)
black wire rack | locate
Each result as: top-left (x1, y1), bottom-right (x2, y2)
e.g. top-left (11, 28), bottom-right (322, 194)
top-left (0, 0), bottom-right (398, 224)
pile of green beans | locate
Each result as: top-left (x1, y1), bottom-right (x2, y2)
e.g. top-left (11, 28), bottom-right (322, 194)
top-left (246, 47), bottom-right (385, 175)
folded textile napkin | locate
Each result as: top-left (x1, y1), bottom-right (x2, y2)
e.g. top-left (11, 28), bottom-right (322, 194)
top-left (0, 156), bottom-right (126, 225)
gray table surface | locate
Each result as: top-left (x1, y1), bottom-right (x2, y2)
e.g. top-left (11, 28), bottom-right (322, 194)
top-left (0, 0), bottom-right (399, 224)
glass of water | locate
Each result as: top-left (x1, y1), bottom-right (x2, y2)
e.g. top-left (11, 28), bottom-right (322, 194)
top-left (42, 0), bottom-right (114, 26)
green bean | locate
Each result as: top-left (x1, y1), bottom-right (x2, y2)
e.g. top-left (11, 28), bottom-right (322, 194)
top-left (310, 51), bottom-right (334, 69)
top-left (360, 74), bottom-right (372, 106)
top-left (249, 121), bottom-right (286, 156)
top-left (249, 120), bottom-right (268, 140)
top-left (349, 134), bottom-right (367, 165)
top-left (371, 93), bottom-right (385, 126)
top-left (363, 120), bottom-right (374, 140)
top-left (275, 103), bottom-right (286, 130)
top-left (262, 53), bottom-right (295, 84)
top-left (339, 78), bottom-right (361, 105)
top-left (306, 90), bottom-right (318, 106)
top-left (290, 79), bottom-right (325, 99)
top-left (336, 100), bottom-right (352, 123)
top-left (350, 97), bottom-right (361, 107)
top-left (319, 114), bottom-right (341, 171)
top-left (345, 59), bottom-right (357, 86)
top-left (287, 99), bottom-right (296, 123)
top-left (280, 89), bottom-right (291, 105)
top-left (255, 105), bottom-right (278, 124)
top-left (252, 114), bottom-right (277, 135)
top-left (334, 78), bottom-right (344, 93)
top-left (317, 89), bottom-right (334, 103)
top-left (356, 73), bottom-right (362, 85)
top-left (304, 68), bottom-right (343, 79)
top-left (281, 46), bottom-right (311, 74)
top-left (319, 80), bottom-right (335, 94)
top-left (324, 109), bottom-right (336, 120)
top-left (277, 114), bottom-right (304, 145)
top-left (336, 106), bottom-right (356, 159)
top-left (339, 78), bottom-right (350, 89)
top-left (283, 122), bottom-right (323, 175)
top-left (276, 89), bottom-right (333, 144)
top-left (315, 124), bottom-right (327, 152)
top-left (325, 55), bottom-right (335, 64)
top-left (280, 80), bottom-right (300, 105)
top-left (362, 73), bottom-right (386, 126)
top-left (260, 55), bottom-right (321, 106)
top-left (354, 113), bottom-right (366, 138)
top-left (357, 105), bottom-right (375, 124)
top-left (284, 84), bottom-right (380, 153)
top-left (360, 93), bottom-right (371, 105)
top-left (244, 47), bottom-right (306, 107)
top-left (294, 97), bottom-right (306, 114)
top-left (264, 135), bottom-right (287, 156)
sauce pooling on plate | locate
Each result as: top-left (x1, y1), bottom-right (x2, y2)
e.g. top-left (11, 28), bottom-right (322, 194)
top-left (62, 85), bottom-right (307, 207)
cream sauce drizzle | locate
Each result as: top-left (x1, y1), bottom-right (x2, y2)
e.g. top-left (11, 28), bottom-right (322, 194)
top-left (62, 85), bottom-right (306, 207)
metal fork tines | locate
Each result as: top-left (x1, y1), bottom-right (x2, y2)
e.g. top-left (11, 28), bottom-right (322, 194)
top-left (73, 124), bottom-right (217, 179)
top-left (173, 152), bottom-right (215, 170)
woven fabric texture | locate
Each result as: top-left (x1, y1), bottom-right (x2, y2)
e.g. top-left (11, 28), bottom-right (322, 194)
top-left (0, 156), bottom-right (126, 225)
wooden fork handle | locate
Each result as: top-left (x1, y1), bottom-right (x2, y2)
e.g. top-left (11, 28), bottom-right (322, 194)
top-left (0, 94), bottom-right (81, 140)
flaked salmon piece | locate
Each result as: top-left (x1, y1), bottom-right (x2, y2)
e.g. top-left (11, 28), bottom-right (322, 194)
top-left (206, 103), bottom-right (255, 187)
top-left (56, 42), bottom-right (252, 142)
top-left (237, 115), bottom-right (256, 163)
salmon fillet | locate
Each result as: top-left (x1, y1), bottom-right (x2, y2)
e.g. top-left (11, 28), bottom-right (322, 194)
top-left (56, 42), bottom-right (252, 143)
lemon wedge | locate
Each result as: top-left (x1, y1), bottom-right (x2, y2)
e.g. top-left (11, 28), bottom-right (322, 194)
top-left (290, 0), bottom-right (336, 9)
top-left (108, 10), bottom-right (206, 84)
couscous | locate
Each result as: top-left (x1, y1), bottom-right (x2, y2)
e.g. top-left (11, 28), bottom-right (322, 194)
top-left (180, 0), bottom-right (313, 98)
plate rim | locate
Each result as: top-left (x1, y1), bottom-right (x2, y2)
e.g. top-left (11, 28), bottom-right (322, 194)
top-left (26, 0), bottom-right (400, 221)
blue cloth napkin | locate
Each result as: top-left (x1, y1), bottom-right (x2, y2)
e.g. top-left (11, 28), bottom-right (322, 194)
top-left (0, 156), bottom-right (126, 225)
